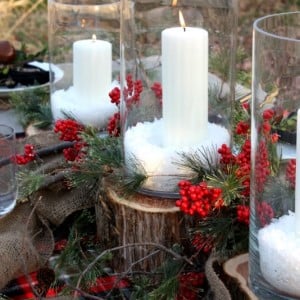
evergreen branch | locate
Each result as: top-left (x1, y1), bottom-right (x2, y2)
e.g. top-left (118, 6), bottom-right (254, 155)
top-left (176, 146), bottom-right (220, 183)
top-left (121, 172), bottom-right (148, 195)
top-left (18, 169), bottom-right (69, 197)
top-left (9, 87), bottom-right (52, 129)
top-left (68, 135), bottom-right (123, 188)
top-left (75, 242), bottom-right (193, 292)
top-left (194, 212), bottom-right (248, 259)
top-left (206, 166), bottom-right (246, 206)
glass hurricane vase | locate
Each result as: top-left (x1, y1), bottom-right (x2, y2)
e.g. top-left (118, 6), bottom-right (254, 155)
top-left (120, 0), bottom-right (238, 197)
top-left (249, 11), bottom-right (300, 300)
top-left (48, 0), bottom-right (120, 131)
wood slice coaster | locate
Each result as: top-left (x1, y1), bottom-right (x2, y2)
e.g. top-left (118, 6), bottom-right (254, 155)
top-left (95, 177), bottom-right (190, 272)
top-left (223, 253), bottom-right (258, 300)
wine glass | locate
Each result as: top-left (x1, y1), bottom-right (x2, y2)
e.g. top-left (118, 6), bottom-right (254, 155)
top-left (0, 124), bottom-right (17, 216)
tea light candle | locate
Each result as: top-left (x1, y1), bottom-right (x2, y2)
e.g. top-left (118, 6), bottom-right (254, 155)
top-left (162, 12), bottom-right (208, 147)
top-left (258, 109), bottom-right (300, 297)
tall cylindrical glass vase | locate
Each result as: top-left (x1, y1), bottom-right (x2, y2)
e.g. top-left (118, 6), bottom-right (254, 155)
top-left (48, 0), bottom-right (120, 131)
top-left (120, 0), bottom-right (238, 197)
top-left (250, 11), bottom-right (300, 299)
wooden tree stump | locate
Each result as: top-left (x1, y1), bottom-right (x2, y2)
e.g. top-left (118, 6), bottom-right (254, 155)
top-left (95, 178), bottom-right (189, 272)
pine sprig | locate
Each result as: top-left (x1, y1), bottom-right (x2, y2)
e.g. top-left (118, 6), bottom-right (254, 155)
top-left (68, 133), bottom-right (123, 188)
top-left (206, 166), bottom-right (246, 206)
top-left (120, 154), bottom-right (148, 194)
top-left (176, 146), bottom-right (220, 184)
top-left (9, 87), bottom-right (52, 129)
top-left (17, 169), bottom-right (46, 198)
top-left (54, 210), bottom-right (112, 290)
top-left (131, 246), bottom-right (184, 299)
top-left (194, 213), bottom-right (248, 259)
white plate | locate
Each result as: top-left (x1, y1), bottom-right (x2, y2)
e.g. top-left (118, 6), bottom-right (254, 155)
top-left (0, 61), bottom-right (64, 96)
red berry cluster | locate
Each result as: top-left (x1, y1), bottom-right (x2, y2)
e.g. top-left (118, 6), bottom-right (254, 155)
top-left (257, 201), bottom-right (274, 227)
top-left (14, 144), bottom-right (36, 165)
top-left (62, 141), bottom-right (86, 162)
top-left (286, 159), bottom-right (296, 188)
top-left (191, 233), bottom-right (214, 254)
top-left (235, 139), bottom-right (251, 197)
top-left (54, 119), bottom-right (85, 162)
top-left (218, 144), bottom-right (236, 165)
top-left (176, 180), bottom-right (224, 217)
top-left (109, 87), bottom-right (121, 105)
top-left (262, 108), bottom-right (275, 120)
top-left (54, 119), bottom-right (83, 142)
top-left (176, 272), bottom-right (205, 300)
top-left (54, 239), bottom-right (68, 252)
top-left (151, 82), bottom-right (162, 105)
top-left (236, 204), bottom-right (250, 225)
top-left (107, 112), bottom-right (120, 137)
top-left (124, 74), bottom-right (143, 107)
top-left (261, 108), bottom-right (280, 143)
top-left (218, 139), bottom-right (251, 198)
top-left (255, 140), bottom-right (270, 193)
top-left (235, 121), bottom-right (250, 135)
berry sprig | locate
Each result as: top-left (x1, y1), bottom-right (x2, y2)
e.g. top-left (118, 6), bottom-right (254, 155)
top-left (286, 158), bottom-right (296, 188)
top-left (107, 74), bottom-right (143, 137)
top-left (176, 180), bottom-right (224, 217)
top-left (176, 272), bottom-right (205, 300)
top-left (14, 144), bottom-right (36, 165)
top-left (191, 233), bottom-right (214, 254)
top-left (151, 82), bottom-right (163, 105)
top-left (123, 74), bottom-right (143, 108)
top-left (54, 119), bottom-right (83, 142)
top-left (109, 87), bottom-right (121, 105)
top-left (257, 201), bottom-right (274, 227)
top-left (107, 112), bottom-right (120, 137)
top-left (236, 204), bottom-right (250, 225)
top-left (255, 140), bottom-right (270, 193)
top-left (54, 119), bottom-right (86, 162)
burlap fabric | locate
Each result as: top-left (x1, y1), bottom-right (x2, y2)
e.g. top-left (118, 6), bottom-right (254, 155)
top-left (0, 131), bottom-right (95, 289)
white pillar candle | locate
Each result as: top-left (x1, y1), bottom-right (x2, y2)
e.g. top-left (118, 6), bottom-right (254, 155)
top-left (296, 109), bottom-right (300, 233)
top-left (161, 23), bottom-right (208, 148)
top-left (73, 35), bottom-right (112, 103)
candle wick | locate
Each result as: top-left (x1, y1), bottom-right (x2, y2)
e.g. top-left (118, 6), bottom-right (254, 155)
top-left (183, 27), bottom-right (186, 32)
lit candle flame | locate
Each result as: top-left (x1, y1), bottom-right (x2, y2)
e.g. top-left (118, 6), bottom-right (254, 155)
top-left (172, 0), bottom-right (177, 6)
top-left (179, 10), bottom-right (186, 31)
top-left (92, 34), bottom-right (97, 41)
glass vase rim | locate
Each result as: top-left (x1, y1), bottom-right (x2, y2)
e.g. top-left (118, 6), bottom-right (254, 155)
top-left (0, 124), bottom-right (14, 139)
top-left (253, 11), bottom-right (300, 43)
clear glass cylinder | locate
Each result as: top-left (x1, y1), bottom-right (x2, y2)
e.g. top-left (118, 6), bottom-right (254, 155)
top-left (250, 12), bottom-right (300, 299)
top-left (120, 0), bottom-right (238, 197)
top-left (48, 0), bottom-right (120, 130)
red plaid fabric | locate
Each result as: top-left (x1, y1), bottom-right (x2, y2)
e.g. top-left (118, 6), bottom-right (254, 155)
top-left (1, 272), bottom-right (131, 299)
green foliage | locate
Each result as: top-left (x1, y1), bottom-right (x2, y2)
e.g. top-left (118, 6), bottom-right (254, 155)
top-left (195, 213), bottom-right (248, 259)
top-left (68, 133), bottom-right (123, 189)
top-left (176, 146), bottom-right (220, 184)
top-left (236, 70), bottom-right (251, 88)
top-left (130, 246), bottom-right (184, 299)
top-left (206, 167), bottom-right (246, 206)
top-left (17, 169), bottom-right (46, 198)
top-left (9, 87), bottom-right (52, 129)
top-left (209, 48), bottom-right (232, 82)
top-left (54, 209), bottom-right (112, 290)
